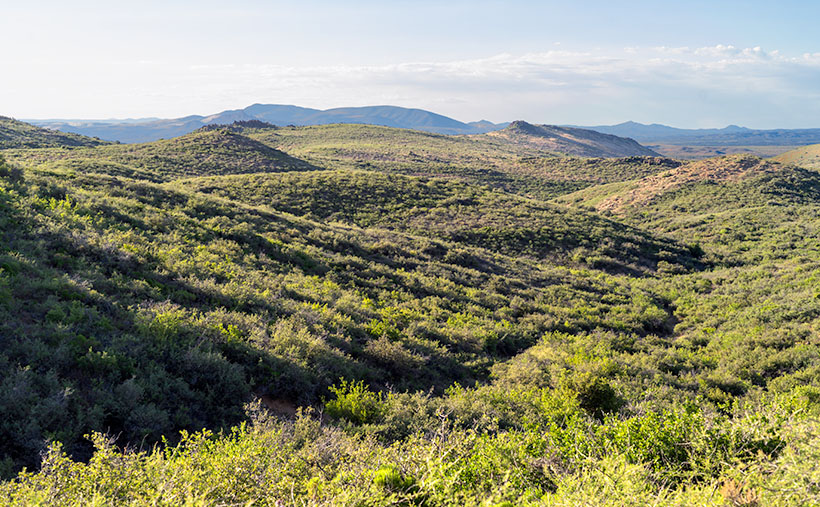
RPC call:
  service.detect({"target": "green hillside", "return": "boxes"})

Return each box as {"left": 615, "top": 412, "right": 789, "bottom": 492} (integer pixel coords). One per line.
{"left": 5, "top": 128, "right": 318, "bottom": 182}
{"left": 0, "top": 155, "right": 700, "bottom": 473}
{"left": 556, "top": 154, "right": 802, "bottom": 211}
{"left": 1, "top": 122, "right": 820, "bottom": 505}
{"left": 0, "top": 116, "right": 110, "bottom": 149}
{"left": 237, "top": 122, "right": 676, "bottom": 199}
{"left": 180, "top": 169, "right": 698, "bottom": 274}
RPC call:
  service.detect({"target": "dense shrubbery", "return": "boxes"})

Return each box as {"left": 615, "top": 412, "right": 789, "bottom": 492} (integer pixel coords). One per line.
{"left": 1, "top": 122, "right": 820, "bottom": 503}
{"left": 2, "top": 387, "right": 816, "bottom": 505}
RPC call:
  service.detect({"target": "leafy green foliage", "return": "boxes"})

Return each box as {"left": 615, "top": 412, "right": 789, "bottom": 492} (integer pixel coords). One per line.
{"left": 1, "top": 119, "right": 820, "bottom": 504}
{"left": 325, "top": 380, "right": 385, "bottom": 424}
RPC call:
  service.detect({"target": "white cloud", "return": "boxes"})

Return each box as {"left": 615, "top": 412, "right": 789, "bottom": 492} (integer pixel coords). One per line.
{"left": 5, "top": 46, "right": 820, "bottom": 127}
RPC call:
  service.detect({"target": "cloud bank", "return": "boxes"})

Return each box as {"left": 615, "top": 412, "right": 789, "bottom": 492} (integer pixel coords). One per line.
{"left": 10, "top": 46, "right": 820, "bottom": 128}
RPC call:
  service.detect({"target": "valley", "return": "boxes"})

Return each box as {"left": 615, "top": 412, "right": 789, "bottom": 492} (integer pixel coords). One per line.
{"left": 0, "top": 117, "right": 818, "bottom": 505}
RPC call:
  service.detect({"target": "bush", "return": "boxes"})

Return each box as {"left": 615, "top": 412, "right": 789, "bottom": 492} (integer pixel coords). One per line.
{"left": 325, "top": 379, "right": 385, "bottom": 425}
{"left": 562, "top": 371, "right": 624, "bottom": 418}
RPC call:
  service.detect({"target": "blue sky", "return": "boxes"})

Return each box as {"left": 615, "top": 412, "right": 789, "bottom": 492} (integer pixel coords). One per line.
{"left": 3, "top": 0, "right": 820, "bottom": 127}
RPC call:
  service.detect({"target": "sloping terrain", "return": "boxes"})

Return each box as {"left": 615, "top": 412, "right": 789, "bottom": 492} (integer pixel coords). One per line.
{"left": 0, "top": 144, "right": 700, "bottom": 474}
{"left": 486, "top": 120, "right": 659, "bottom": 157}
{"left": 2, "top": 117, "right": 820, "bottom": 505}
{"left": 0, "top": 116, "right": 109, "bottom": 149}
{"left": 557, "top": 154, "right": 797, "bottom": 212}
{"left": 237, "top": 122, "right": 673, "bottom": 199}
{"left": 773, "top": 143, "right": 820, "bottom": 169}
{"left": 646, "top": 144, "right": 794, "bottom": 160}
{"left": 179, "top": 169, "right": 698, "bottom": 274}
{"left": 5, "top": 128, "right": 318, "bottom": 182}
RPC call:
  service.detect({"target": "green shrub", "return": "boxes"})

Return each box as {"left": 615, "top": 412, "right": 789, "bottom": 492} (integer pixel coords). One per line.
{"left": 373, "top": 465, "right": 416, "bottom": 492}
{"left": 325, "top": 379, "right": 385, "bottom": 425}
{"left": 562, "top": 371, "right": 624, "bottom": 418}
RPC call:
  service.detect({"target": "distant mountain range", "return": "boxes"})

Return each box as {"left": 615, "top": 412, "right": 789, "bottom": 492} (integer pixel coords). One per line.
{"left": 26, "top": 107, "right": 820, "bottom": 147}
{"left": 578, "top": 121, "right": 820, "bottom": 146}
{"left": 28, "top": 105, "right": 509, "bottom": 143}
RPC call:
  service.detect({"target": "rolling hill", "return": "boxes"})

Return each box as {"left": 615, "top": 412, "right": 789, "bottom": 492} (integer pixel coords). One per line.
{"left": 3, "top": 114, "right": 820, "bottom": 505}
{"left": 0, "top": 126, "right": 703, "bottom": 476}
{"left": 7, "top": 120, "right": 674, "bottom": 201}
{"left": 177, "top": 169, "right": 697, "bottom": 274}
{"left": 772, "top": 143, "right": 820, "bottom": 169}
{"left": 0, "top": 116, "right": 110, "bottom": 149}
{"left": 487, "top": 121, "right": 659, "bottom": 157}
{"left": 234, "top": 122, "right": 670, "bottom": 199}
{"left": 4, "top": 127, "right": 319, "bottom": 182}
{"left": 556, "top": 154, "right": 798, "bottom": 212}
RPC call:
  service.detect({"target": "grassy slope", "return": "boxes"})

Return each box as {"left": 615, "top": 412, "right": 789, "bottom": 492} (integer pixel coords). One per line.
{"left": 178, "top": 169, "right": 698, "bottom": 274}
{"left": 6, "top": 122, "right": 676, "bottom": 199}
{"left": 0, "top": 159, "right": 697, "bottom": 475}
{"left": 240, "top": 123, "right": 677, "bottom": 199}
{"left": 4, "top": 128, "right": 318, "bottom": 182}
{"left": 0, "top": 116, "right": 110, "bottom": 149}
{"left": 555, "top": 154, "right": 805, "bottom": 211}
{"left": 649, "top": 143, "right": 795, "bottom": 160}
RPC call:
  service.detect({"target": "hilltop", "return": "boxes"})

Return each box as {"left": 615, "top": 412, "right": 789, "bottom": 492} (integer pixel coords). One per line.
{"left": 772, "top": 143, "right": 820, "bottom": 169}
{"left": 5, "top": 127, "right": 318, "bottom": 182}
{"left": 557, "top": 154, "right": 797, "bottom": 212}
{"left": 0, "top": 116, "right": 109, "bottom": 149}
{"left": 486, "top": 121, "right": 659, "bottom": 157}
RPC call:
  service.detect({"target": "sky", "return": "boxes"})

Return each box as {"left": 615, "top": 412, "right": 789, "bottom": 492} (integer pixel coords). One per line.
{"left": 2, "top": 0, "right": 820, "bottom": 128}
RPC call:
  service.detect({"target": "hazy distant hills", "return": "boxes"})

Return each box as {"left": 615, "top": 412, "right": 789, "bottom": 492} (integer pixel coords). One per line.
{"left": 27, "top": 106, "right": 820, "bottom": 149}
{"left": 29, "top": 104, "right": 509, "bottom": 143}
{"left": 581, "top": 120, "right": 820, "bottom": 146}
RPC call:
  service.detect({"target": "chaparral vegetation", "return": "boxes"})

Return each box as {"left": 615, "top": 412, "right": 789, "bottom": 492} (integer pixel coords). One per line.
{"left": 0, "top": 119, "right": 818, "bottom": 505}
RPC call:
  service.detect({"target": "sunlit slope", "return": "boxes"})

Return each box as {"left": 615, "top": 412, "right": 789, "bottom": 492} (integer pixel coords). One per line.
{"left": 5, "top": 128, "right": 319, "bottom": 182}
{"left": 556, "top": 154, "right": 813, "bottom": 212}
{"left": 772, "top": 143, "right": 820, "bottom": 170}
{"left": 485, "top": 120, "right": 660, "bottom": 157}
{"left": 0, "top": 160, "right": 692, "bottom": 471}
{"left": 0, "top": 116, "right": 110, "bottom": 149}
{"left": 179, "top": 169, "right": 700, "bottom": 274}
{"left": 235, "top": 122, "right": 677, "bottom": 199}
